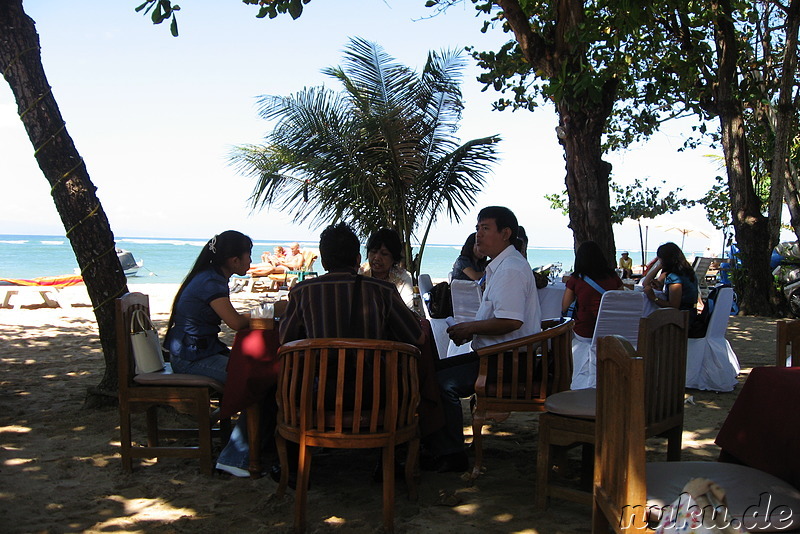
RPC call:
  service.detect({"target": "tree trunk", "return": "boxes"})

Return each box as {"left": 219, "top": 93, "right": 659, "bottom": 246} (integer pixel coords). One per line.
{"left": 558, "top": 104, "right": 616, "bottom": 263}
{"left": 713, "top": 0, "right": 780, "bottom": 315}
{"left": 495, "top": 0, "right": 617, "bottom": 264}
{"left": 0, "top": 0, "right": 128, "bottom": 405}
{"left": 776, "top": 0, "right": 800, "bottom": 244}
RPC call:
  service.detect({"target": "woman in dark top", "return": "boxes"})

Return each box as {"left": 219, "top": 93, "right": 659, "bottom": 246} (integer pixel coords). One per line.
{"left": 449, "top": 232, "right": 488, "bottom": 281}
{"left": 561, "top": 241, "right": 624, "bottom": 339}
{"left": 643, "top": 241, "right": 699, "bottom": 319}
{"left": 166, "top": 230, "right": 252, "bottom": 383}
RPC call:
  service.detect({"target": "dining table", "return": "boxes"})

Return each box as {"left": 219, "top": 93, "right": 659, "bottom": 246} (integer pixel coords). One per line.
{"left": 715, "top": 366, "right": 800, "bottom": 490}
{"left": 220, "top": 318, "right": 445, "bottom": 478}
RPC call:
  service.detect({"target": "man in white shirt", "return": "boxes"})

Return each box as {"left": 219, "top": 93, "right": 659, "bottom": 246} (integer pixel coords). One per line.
{"left": 424, "top": 206, "right": 541, "bottom": 473}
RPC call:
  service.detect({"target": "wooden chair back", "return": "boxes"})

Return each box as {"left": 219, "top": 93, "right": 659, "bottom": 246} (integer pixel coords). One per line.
{"left": 115, "top": 292, "right": 228, "bottom": 475}
{"left": 592, "top": 335, "right": 648, "bottom": 533}
{"left": 470, "top": 318, "right": 574, "bottom": 479}
{"left": 536, "top": 310, "right": 686, "bottom": 509}
{"left": 776, "top": 319, "right": 800, "bottom": 367}
{"left": 638, "top": 308, "right": 689, "bottom": 458}
{"left": 275, "top": 337, "right": 420, "bottom": 532}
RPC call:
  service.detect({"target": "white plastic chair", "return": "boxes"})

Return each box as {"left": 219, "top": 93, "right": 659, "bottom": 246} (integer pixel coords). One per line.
{"left": 685, "top": 287, "right": 740, "bottom": 392}
{"left": 571, "top": 290, "right": 645, "bottom": 389}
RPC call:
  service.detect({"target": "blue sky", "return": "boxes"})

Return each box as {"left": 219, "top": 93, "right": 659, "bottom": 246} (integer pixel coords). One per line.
{"left": 0, "top": 0, "right": 726, "bottom": 252}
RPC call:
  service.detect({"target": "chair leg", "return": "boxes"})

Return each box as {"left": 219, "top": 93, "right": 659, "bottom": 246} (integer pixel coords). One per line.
{"left": 119, "top": 405, "right": 133, "bottom": 472}
{"left": 665, "top": 426, "right": 682, "bottom": 461}
{"left": 246, "top": 404, "right": 262, "bottom": 478}
{"left": 405, "top": 437, "right": 419, "bottom": 501}
{"left": 382, "top": 445, "right": 396, "bottom": 532}
{"left": 470, "top": 409, "right": 486, "bottom": 481}
{"left": 275, "top": 433, "right": 288, "bottom": 497}
{"left": 145, "top": 406, "right": 159, "bottom": 447}
{"left": 197, "top": 398, "right": 213, "bottom": 475}
{"left": 294, "top": 441, "right": 312, "bottom": 533}
{"left": 536, "top": 413, "right": 552, "bottom": 509}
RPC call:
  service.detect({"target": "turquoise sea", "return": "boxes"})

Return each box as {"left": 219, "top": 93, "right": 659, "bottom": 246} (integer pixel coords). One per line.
{"left": 0, "top": 234, "right": 584, "bottom": 284}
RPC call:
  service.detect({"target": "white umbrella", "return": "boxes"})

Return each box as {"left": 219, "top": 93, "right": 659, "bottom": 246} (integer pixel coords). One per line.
{"left": 656, "top": 222, "right": 711, "bottom": 249}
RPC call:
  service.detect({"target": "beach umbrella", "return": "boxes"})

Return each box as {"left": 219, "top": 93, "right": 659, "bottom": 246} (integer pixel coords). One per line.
{"left": 656, "top": 222, "right": 711, "bottom": 249}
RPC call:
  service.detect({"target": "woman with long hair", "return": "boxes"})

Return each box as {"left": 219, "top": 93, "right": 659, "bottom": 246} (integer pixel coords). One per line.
{"left": 450, "top": 232, "right": 488, "bottom": 281}
{"left": 166, "top": 230, "right": 252, "bottom": 383}
{"left": 359, "top": 228, "right": 415, "bottom": 309}
{"left": 562, "top": 241, "right": 624, "bottom": 339}
{"left": 643, "top": 241, "right": 699, "bottom": 318}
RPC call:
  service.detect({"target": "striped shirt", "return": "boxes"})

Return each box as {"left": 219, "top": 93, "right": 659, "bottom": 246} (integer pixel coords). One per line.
{"left": 279, "top": 271, "right": 422, "bottom": 344}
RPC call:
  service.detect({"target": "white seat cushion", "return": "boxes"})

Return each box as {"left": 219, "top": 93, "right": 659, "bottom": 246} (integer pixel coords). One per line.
{"left": 647, "top": 461, "right": 800, "bottom": 532}
{"left": 543, "top": 388, "right": 596, "bottom": 418}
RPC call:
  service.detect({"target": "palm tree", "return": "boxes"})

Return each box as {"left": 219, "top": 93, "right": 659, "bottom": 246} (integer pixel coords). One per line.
{"left": 230, "top": 36, "right": 500, "bottom": 280}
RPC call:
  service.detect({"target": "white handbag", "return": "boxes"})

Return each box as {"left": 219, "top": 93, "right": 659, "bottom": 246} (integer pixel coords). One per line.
{"left": 129, "top": 309, "right": 165, "bottom": 374}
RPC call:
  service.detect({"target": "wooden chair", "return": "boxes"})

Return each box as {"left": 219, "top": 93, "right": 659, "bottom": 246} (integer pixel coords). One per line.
{"left": 776, "top": 319, "right": 800, "bottom": 367}
{"left": 592, "top": 335, "right": 800, "bottom": 533}
{"left": 536, "top": 308, "right": 688, "bottom": 509}
{"left": 115, "top": 292, "right": 230, "bottom": 474}
{"left": 469, "top": 317, "right": 574, "bottom": 480}
{"left": 275, "top": 338, "right": 420, "bottom": 533}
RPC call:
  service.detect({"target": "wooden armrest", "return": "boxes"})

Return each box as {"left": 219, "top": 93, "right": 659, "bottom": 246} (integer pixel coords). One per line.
{"left": 474, "top": 318, "right": 574, "bottom": 357}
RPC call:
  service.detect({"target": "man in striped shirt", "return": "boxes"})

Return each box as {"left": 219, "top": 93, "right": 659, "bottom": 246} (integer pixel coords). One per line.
{"left": 280, "top": 222, "right": 423, "bottom": 345}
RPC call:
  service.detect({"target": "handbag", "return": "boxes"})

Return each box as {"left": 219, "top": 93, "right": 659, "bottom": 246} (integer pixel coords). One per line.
{"left": 428, "top": 281, "right": 453, "bottom": 319}
{"left": 130, "top": 308, "right": 165, "bottom": 374}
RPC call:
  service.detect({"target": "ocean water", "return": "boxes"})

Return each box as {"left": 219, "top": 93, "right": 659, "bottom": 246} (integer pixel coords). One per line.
{"left": 0, "top": 234, "right": 581, "bottom": 284}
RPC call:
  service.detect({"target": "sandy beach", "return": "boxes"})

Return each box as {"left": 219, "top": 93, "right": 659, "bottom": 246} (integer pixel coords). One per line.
{"left": 0, "top": 283, "right": 779, "bottom": 533}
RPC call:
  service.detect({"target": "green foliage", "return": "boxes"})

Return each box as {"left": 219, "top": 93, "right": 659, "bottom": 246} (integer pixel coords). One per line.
{"left": 135, "top": 0, "right": 180, "bottom": 36}
{"left": 435, "top": 0, "right": 698, "bottom": 151}
{"left": 609, "top": 178, "right": 693, "bottom": 224}
{"left": 545, "top": 178, "right": 693, "bottom": 223}
{"left": 136, "top": 0, "right": 311, "bottom": 35}
{"left": 229, "top": 37, "right": 500, "bottom": 279}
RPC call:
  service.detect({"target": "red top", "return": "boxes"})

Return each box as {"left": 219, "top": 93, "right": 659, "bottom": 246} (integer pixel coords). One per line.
{"left": 565, "top": 274, "right": 623, "bottom": 337}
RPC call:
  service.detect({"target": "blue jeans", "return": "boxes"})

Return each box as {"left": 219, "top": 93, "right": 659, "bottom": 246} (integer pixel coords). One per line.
{"left": 170, "top": 353, "right": 228, "bottom": 384}
{"left": 428, "top": 359, "right": 480, "bottom": 457}
{"left": 217, "top": 415, "right": 250, "bottom": 470}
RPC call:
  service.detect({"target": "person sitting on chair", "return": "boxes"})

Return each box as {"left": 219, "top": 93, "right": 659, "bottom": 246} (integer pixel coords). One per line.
{"left": 619, "top": 250, "right": 633, "bottom": 279}
{"left": 359, "top": 228, "right": 415, "bottom": 310}
{"left": 275, "top": 222, "right": 426, "bottom": 482}
{"left": 426, "top": 206, "right": 541, "bottom": 473}
{"left": 449, "top": 232, "right": 488, "bottom": 281}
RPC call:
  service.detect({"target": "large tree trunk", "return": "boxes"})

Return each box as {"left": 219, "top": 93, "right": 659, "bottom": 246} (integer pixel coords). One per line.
{"left": 776, "top": 0, "right": 800, "bottom": 244}
{"left": 558, "top": 104, "right": 616, "bottom": 260}
{"left": 496, "top": 0, "right": 617, "bottom": 264}
{"left": 1, "top": 0, "right": 128, "bottom": 405}
{"left": 713, "top": 0, "right": 780, "bottom": 315}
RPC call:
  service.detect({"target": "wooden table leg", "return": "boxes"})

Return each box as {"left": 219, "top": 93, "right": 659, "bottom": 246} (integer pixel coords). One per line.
{"left": 246, "top": 403, "right": 262, "bottom": 478}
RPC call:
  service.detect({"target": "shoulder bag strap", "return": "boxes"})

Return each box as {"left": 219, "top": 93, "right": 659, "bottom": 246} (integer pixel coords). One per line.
{"left": 581, "top": 275, "right": 607, "bottom": 295}
{"left": 130, "top": 308, "right": 156, "bottom": 334}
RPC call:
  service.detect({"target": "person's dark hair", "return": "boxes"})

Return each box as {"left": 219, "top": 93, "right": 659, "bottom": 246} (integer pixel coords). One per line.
{"left": 459, "top": 232, "right": 488, "bottom": 269}
{"left": 477, "top": 206, "right": 519, "bottom": 244}
{"left": 460, "top": 232, "right": 477, "bottom": 258}
{"left": 167, "top": 230, "right": 252, "bottom": 335}
{"left": 319, "top": 222, "right": 361, "bottom": 271}
{"left": 657, "top": 242, "right": 696, "bottom": 280}
{"left": 572, "top": 241, "right": 616, "bottom": 280}
{"left": 515, "top": 225, "right": 528, "bottom": 256}
{"left": 366, "top": 227, "right": 403, "bottom": 265}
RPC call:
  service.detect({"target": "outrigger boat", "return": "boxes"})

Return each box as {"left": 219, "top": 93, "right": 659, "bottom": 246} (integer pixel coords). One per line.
{"left": 117, "top": 248, "right": 144, "bottom": 277}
